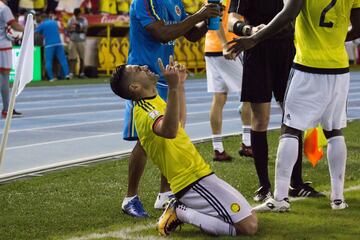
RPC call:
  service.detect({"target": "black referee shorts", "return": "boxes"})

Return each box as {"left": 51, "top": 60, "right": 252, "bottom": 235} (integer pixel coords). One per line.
{"left": 241, "top": 38, "right": 295, "bottom": 103}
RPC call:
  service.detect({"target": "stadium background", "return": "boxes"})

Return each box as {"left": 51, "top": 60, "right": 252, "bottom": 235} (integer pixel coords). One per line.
{"left": 8, "top": 0, "right": 210, "bottom": 78}
{"left": 8, "top": 0, "right": 360, "bottom": 79}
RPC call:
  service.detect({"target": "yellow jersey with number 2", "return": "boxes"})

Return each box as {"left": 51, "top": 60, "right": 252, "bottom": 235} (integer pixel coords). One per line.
{"left": 134, "top": 95, "right": 212, "bottom": 194}
{"left": 294, "top": 0, "right": 360, "bottom": 72}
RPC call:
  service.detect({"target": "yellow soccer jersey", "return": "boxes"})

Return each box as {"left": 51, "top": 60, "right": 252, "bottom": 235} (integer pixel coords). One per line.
{"left": 134, "top": 95, "right": 212, "bottom": 194}
{"left": 294, "top": 0, "right": 360, "bottom": 73}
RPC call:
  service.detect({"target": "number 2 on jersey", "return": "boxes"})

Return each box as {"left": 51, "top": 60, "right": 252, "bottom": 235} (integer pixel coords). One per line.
{"left": 319, "top": 0, "right": 337, "bottom": 28}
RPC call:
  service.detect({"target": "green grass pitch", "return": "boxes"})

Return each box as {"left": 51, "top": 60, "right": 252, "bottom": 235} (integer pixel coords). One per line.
{"left": 1, "top": 121, "right": 360, "bottom": 240}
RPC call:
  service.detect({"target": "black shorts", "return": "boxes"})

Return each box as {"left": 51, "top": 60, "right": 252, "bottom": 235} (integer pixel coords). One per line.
{"left": 241, "top": 38, "right": 295, "bottom": 103}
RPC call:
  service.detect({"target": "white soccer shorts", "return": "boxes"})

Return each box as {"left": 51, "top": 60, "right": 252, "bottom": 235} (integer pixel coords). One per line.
{"left": 283, "top": 69, "right": 349, "bottom": 131}
{"left": 205, "top": 56, "right": 243, "bottom": 93}
{"left": 178, "top": 174, "right": 252, "bottom": 224}
{"left": 0, "top": 49, "right": 12, "bottom": 71}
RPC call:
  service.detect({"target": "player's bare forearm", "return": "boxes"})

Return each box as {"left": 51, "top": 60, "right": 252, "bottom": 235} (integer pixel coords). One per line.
{"left": 154, "top": 57, "right": 182, "bottom": 138}
{"left": 346, "top": 8, "right": 360, "bottom": 41}
{"left": 178, "top": 84, "right": 186, "bottom": 128}
{"left": 185, "top": 21, "right": 208, "bottom": 42}
{"left": 145, "top": 3, "right": 220, "bottom": 43}
{"left": 252, "top": 0, "right": 303, "bottom": 43}
{"left": 160, "top": 87, "right": 180, "bottom": 138}
{"left": 145, "top": 15, "right": 203, "bottom": 43}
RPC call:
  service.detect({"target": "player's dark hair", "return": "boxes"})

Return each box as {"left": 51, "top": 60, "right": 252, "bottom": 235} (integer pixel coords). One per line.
{"left": 110, "top": 65, "right": 134, "bottom": 100}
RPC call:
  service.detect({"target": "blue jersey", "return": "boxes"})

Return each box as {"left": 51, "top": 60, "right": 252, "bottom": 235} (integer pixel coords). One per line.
{"left": 128, "top": 0, "right": 187, "bottom": 85}
{"left": 35, "top": 19, "right": 62, "bottom": 47}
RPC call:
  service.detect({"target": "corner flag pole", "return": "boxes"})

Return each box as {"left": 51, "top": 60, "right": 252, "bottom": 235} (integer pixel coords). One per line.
{"left": 0, "top": 14, "right": 34, "bottom": 168}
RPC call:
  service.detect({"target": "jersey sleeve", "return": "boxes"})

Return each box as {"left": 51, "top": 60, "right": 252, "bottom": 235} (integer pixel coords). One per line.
{"left": 134, "top": 0, "right": 162, "bottom": 27}
{"left": 137, "top": 100, "right": 165, "bottom": 133}
{"left": 353, "top": 0, "right": 360, "bottom": 8}
{"left": 2, "top": 6, "right": 15, "bottom": 25}
{"left": 229, "top": 0, "right": 240, "bottom": 13}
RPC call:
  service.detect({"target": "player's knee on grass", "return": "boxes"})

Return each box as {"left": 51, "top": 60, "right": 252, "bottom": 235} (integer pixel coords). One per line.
{"left": 234, "top": 212, "right": 258, "bottom": 236}
{"left": 323, "top": 129, "right": 343, "bottom": 139}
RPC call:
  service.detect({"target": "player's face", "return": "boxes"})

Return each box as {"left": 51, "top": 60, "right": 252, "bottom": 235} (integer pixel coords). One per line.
{"left": 124, "top": 65, "right": 159, "bottom": 84}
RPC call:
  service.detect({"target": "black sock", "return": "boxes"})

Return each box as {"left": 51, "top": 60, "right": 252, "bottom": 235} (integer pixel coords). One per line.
{"left": 251, "top": 130, "right": 271, "bottom": 189}
{"left": 291, "top": 134, "right": 304, "bottom": 188}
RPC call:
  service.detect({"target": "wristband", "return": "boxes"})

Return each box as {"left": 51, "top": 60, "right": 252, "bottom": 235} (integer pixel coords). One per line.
{"left": 233, "top": 21, "right": 246, "bottom": 36}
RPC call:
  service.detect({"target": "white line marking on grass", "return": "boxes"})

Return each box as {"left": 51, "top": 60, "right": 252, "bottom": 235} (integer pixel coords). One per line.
{"left": 67, "top": 223, "right": 159, "bottom": 240}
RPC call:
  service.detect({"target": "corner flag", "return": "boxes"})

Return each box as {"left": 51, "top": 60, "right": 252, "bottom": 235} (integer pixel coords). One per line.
{"left": 16, "top": 15, "right": 34, "bottom": 96}
{"left": 304, "top": 126, "right": 327, "bottom": 167}
{"left": 0, "top": 14, "right": 34, "bottom": 168}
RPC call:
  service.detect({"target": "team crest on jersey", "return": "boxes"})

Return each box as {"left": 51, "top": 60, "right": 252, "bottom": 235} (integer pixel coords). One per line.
{"left": 230, "top": 203, "right": 241, "bottom": 213}
{"left": 148, "top": 110, "right": 160, "bottom": 120}
{"left": 175, "top": 5, "right": 181, "bottom": 16}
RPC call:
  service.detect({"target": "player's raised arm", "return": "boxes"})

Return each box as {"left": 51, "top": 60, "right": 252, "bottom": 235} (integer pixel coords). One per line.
{"left": 346, "top": 8, "right": 360, "bottom": 41}
{"left": 177, "top": 61, "right": 187, "bottom": 127}
{"left": 152, "top": 57, "right": 181, "bottom": 139}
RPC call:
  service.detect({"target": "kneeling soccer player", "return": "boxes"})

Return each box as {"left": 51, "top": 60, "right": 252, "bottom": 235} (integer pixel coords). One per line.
{"left": 110, "top": 57, "right": 258, "bottom": 236}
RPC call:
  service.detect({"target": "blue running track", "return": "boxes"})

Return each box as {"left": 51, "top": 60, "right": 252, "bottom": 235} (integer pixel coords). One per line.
{"left": 1, "top": 72, "right": 360, "bottom": 181}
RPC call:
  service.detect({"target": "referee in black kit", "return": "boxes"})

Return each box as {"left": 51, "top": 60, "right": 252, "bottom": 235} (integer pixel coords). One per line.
{"left": 227, "top": 0, "right": 324, "bottom": 201}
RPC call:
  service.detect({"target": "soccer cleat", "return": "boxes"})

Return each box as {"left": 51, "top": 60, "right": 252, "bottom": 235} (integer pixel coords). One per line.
{"left": 331, "top": 199, "right": 348, "bottom": 210}
{"left": 253, "top": 186, "right": 272, "bottom": 202}
{"left": 289, "top": 181, "right": 326, "bottom": 198}
{"left": 122, "top": 196, "right": 149, "bottom": 218}
{"left": 65, "top": 74, "right": 72, "bottom": 80}
{"left": 238, "top": 143, "right": 253, "bottom": 158}
{"left": 253, "top": 197, "right": 290, "bottom": 212}
{"left": 2, "top": 109, "right": 23, "bottom": 119}
{"left": 154, "top": 192, "right": 175, "bottom": 210}
{"left": 157, "top": 198, "right": 182, "bottom": 236}
{"left": 213, "top": 150, "right": 233, "bottom": 162}
{"left": 79, "top": 72, "right": 86, "bottom": 79}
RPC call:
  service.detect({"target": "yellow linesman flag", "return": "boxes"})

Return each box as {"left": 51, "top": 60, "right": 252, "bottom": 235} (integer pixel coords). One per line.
{"left": 304, "top": 126, "right": 327, "bottom": 167}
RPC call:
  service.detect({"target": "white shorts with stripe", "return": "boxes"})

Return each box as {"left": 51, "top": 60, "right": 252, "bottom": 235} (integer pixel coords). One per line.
{"left": 205, "top": 56, "right": 243, "bottom": 93}
{"left": 283, "top": 69, "right": 349, "bottom": 131}
{"left": 0, "top": 49, "right": 12, "bottom": 71}
{"left": 178, "top": 174, "right": 252, "bottom": 224}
